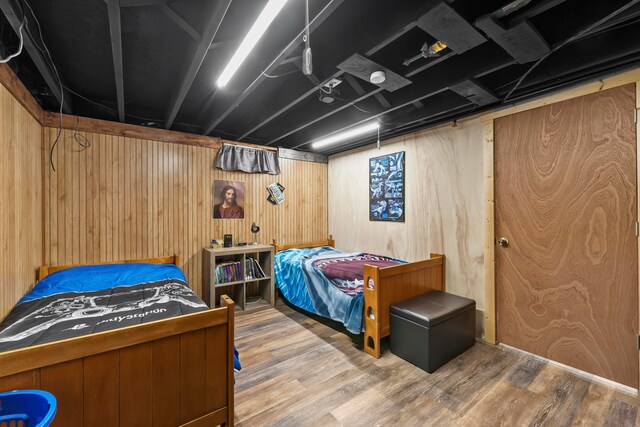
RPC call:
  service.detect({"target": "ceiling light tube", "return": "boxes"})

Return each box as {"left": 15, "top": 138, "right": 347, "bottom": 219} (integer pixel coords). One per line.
{"left": 216, "top": 0, "right": 289, "bottom": 88}
{"left": 311, "top": 121, "right": 380, "bottom": 149}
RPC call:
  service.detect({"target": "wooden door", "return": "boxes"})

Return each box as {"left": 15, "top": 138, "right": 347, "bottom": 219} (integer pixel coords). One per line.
{"left": 495, "top": 84, "right": 638, "bottom": 388}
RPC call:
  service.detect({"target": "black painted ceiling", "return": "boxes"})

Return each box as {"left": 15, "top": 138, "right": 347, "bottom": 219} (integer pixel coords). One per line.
{"left": 2, "top": 0, "right": 640, "bottom": 156}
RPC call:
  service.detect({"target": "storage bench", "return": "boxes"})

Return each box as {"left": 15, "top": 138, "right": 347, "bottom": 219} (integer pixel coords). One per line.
{"left": 390, "top": 291, "right": 475, "bottom": 373}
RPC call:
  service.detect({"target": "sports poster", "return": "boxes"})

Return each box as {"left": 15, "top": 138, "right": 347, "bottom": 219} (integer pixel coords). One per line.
{"left": 369, "top": 151, "right": 405, "bottom": 222}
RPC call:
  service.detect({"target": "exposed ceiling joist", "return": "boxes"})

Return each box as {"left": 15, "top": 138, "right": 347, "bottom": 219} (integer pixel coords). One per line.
{"left": 107, "top": 0, "right": 125, "bottom": 121}
{"left": 208, "top": 36, "right": 239, "bottom": 51}
{"left": 364, "top": 21, "right": 417, "bottom": 57}
{"left": 290, "top": 1, "right": 640, "bottom": 151}
{"left": 236, "top": 1, "right": 459, "bottom": 141}
{"left": 202, "top": 0, "right": 345, "bottom": 135}
{"left": 238, "top": 70, "right": 344, "bottom": 142}
{"left": 274, "top": 44, "right": 512, "bottom": 147}
{"left": 268, "top": 86, "right": 385, "bottom": 146}
{"left": 323, "top": 99, "right": 473, "bottom": 156}
{"left": 0, "top": 0, "right": 72, "bottom": 113}
{"left": 279, "top": 55, "right": 302, "bottom": 67}
{"left": 502, "top": 0, "right": 640, "bottom": 101}
{"left": 291, "top": 52, "right": 515, "bottom": 149}
{"left": 585, "top": 4, "right": 640, "bottom": 36}
{"left": 237, "top": 10, "right": 438, "bottom": 140}
{"left": 293, "top": 56, "right": 321, "bottom": 85}
{"left": 162, "top": 4, "right": 200, "bottom": 40}
{"left": 236, "top": 59, "right": 322, "bottom": 140}
{"left": 450, "top": 79, "right": 499, "bottom": 105}
{"left": 338, "top": 53, "right": 412, "bottom": 92}
{"left": 261, "top": 52, "right": 461, "bottom": 147}
{"left": 475, "top": 16, "right": 550, "bottom": 63}
{"left": 343, "top": 73, "right": 391, "bottom": 109}
{"left": 5, "top": 0, "right": 640, "bottom": 157}
{"left": 417, "top": 2, "right": 487, "bottom": 53}
{"left": 164, "top": 0, "right": 231, "bottom": 129}
{"left": 120, "top": 0, "right": 169, "bottom": 7}
{"left": 261, "top": 1, "right": 624, "bottom": 147}
{"left": 405, "top": 51, "right": 455, "bottom": 77}
{"left": 504, "top": 0, "right": 568, "bottom": 27}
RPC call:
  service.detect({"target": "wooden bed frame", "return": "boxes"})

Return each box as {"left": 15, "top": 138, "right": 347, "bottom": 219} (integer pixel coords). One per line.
{"left": 273, "top": 237, "right": 445, "bottom": 358}
{"left": 0, "top": 255, "right": 235, "bottom": 427}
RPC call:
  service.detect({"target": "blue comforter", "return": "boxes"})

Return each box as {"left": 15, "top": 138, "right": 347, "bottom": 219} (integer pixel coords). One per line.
{"left": 275, "top": 247, "right": 403, "bottom": 334}
{"left": 1, "top": 263, "right": 241, "bottom": 370}
{"left": 19, "top": 263, "right": 188, "bottom": 303}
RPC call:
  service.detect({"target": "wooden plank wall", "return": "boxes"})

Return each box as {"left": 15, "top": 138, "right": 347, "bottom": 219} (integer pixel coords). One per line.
{"left": 328, "top": 120, "right": 485, "bottom": 326}
{"left": 43, "top": 128, "right": 328, "bottom": 296}
{"left": 0, "top": 81, "right": 43, "bottom": 321}
{"left": 0, "top": 323, "right": 229, "bottom": 427}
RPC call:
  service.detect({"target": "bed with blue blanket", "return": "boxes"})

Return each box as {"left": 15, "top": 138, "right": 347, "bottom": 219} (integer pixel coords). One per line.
{"left": 275, "top": 246, "right": 403, "bottom": 334}
{"left": 0, "top": 255, "right": 238, "bottom": 426}
{"left": 274, "top": 238, "right": 447, "bottom": 358}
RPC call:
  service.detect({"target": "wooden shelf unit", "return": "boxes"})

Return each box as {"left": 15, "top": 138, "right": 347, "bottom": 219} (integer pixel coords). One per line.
{"left": 203, "top": 244, "right": 275, "bottom": 310}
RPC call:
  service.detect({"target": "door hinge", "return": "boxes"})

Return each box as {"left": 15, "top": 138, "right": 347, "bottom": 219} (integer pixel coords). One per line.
{"left": 636, "top": 221, "right": 639, "bottom": 237}
{"left": 635, "top": 108, "right": 638, "bottom": 123}
{"left": 637, "top": 335, "right": 640, "bottom": 350}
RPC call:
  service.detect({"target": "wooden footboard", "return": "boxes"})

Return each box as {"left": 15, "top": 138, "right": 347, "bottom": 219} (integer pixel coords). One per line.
{"left": 363, "top": 253, "right": 445, "bottom": 358}
{"left": 0, "top": 295, "right": 235, "bottom": 427}
{"left": 272, "top": 240, "right": 446, "bottom": 360}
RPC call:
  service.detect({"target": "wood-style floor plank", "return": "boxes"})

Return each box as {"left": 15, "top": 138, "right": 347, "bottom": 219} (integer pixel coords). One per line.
{"left": 234, "top": 300, "right": 640, "bottom": 426}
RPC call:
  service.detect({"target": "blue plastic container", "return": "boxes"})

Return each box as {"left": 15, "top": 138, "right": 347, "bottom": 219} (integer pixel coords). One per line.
{"left": 0, "top": 390, "right": 57, "bottom": 427}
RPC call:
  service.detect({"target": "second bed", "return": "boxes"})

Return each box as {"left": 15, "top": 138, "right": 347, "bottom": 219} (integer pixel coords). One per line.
{"left": 273, "top": 237, "right": 446, "bottom": 358}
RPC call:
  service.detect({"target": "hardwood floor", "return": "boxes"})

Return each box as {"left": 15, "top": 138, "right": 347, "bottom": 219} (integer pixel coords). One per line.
{"left": 234, "top": 299, "right": 639, "bottom": 426}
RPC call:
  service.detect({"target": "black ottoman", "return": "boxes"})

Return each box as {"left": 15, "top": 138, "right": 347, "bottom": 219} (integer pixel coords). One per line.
{"left": 390, "top": 291, "right": 475, "bottom": 373}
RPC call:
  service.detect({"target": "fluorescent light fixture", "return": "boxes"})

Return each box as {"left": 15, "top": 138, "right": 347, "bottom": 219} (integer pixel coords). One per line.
{"left": 216, "top": 0, "right": 289, "bottom": 88}
{"left": 311, "top": 121, "right": 380, "bottom": 149}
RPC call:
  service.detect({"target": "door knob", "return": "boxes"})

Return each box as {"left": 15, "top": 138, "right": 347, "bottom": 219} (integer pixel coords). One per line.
{"left": 498, "top": 237, "right": 509, "bottom": 247}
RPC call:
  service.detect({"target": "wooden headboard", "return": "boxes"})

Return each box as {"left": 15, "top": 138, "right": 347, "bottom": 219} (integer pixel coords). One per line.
{"left": 37, "top": 254, "right": 182, "bottom": 281}
{"left": 272, "top": 235, "right": 335, "bottom": 253}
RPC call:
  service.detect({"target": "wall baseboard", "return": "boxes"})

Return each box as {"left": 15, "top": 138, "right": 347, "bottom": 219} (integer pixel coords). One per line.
{"left": 499, "top": 343, "right": 638, "bottom": 396}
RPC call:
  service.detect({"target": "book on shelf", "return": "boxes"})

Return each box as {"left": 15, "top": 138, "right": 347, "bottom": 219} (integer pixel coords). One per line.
{"left": 215, "top": 261, "right": 242, "bottom": 284}
{"left": 253, "top": 258, "right": 266, "bottom": 278}
{"left": 245, "top": 257, "right": 266, "bottom": 280}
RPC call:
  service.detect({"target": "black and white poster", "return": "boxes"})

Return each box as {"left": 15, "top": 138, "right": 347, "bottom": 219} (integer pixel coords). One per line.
{"left": 369, "top": 151, "right": 405, "bottom": 222}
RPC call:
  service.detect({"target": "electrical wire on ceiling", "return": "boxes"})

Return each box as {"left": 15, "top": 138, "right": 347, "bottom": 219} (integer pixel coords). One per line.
{"left": 71, "top": 115, "right": 91, "bottom": 150}
{"left": 261, "top": 69, "right": 300, "bottom": 79}
{"left": 503, "top": 1, "right": 640, "bottom": 102}
{"left": 255, "top": 0, "right": 315, "bottom": 84}
{"left": 16, "top": 0, "right": 67, "bottom": 171}
{"left": 0, "top": 19, "right": 25, "bottom": 63}
{"left": 322, "top": 91, "right": 374, "bottom": 115}
{"left": 492, "top": 14, "right": 640, "bottom": 95}
{"left": 65, "top": 85, "right": 204, "bottom": 130}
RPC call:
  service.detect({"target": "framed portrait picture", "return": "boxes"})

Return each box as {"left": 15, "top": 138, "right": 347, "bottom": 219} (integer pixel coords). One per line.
{"left": 213, "top": 180, "right": 245, "bottom": 219}
{"left": 369, "top": 151, "right": 404, "bottom": 222}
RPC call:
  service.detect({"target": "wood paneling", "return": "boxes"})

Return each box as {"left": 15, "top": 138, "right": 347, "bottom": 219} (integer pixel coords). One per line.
{"left": 180, "top": 330, "right": 207, "bottom": 423}
{"left": 0, "top": 73, "right": 43, "bottom": 321}
{"left": 40, "top": 360, "right": 84, "bottom": 427}
{"left": 0, "top": 310, "right": 233, "bottom": 427}
{"left": 0, "top": 64, "right": 43, "bottom": 122}
{"left": 152, "top": 336, "right": 181, "bottom": 427}
{"left": 84, "top": 351, "right": 120, "bottom": 426}
{"left": 363, "top": 255, "right": 445, "bottom": 358}
{"left": 495, "top": 84, "right": 638, "bottom": 388}
{"left": 43, "top": 128, "right": 328, "bottom": 296}
{"left": 328, "top": 121, "right": 484, "bottom": 313}
{"left": 119, "top": 343, "right": 153, "bottom": 427}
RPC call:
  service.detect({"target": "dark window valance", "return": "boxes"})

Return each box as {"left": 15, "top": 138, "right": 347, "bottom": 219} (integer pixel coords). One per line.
{"left": 215, "top": 143, "right": 280, "bottom": 175}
